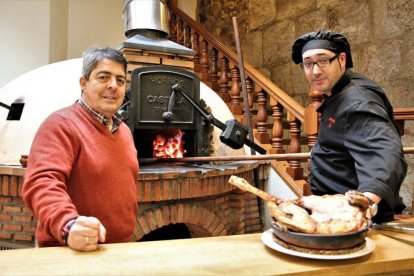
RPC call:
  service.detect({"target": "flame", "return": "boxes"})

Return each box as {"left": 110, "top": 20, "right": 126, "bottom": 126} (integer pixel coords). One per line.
{"left": 153, "top": 130, "right": 186, "bottom": 158}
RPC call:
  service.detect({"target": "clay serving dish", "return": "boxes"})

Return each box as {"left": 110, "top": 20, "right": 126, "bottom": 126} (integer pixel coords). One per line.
{"left": 271, "top": 221, "right": 369, "bottom": 250}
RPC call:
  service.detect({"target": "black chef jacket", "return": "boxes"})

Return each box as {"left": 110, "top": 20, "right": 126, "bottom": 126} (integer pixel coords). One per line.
{"left": 310, "top": 69, "right": 407, "bottom": 223}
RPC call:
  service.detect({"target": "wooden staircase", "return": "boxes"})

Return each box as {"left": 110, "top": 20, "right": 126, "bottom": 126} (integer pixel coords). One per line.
{"left": 167, "top": 4, "right": 414, "bottom": 198}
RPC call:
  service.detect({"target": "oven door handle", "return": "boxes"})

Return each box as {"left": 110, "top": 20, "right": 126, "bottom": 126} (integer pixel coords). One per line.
{"left": 167, "top": 84, "right": 266, "bottom": 154}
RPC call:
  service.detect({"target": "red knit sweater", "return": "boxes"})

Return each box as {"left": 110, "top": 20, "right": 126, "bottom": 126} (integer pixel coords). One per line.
{"left": 23, "top": 103, "right": 139, "bottom": 246}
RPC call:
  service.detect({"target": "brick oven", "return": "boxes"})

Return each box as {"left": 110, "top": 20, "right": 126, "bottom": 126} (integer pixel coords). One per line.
{"left": 117, "top": 0, "right": 263, "bottom": 241}
{"left": 122, "top": 63, "right": 263, "bottom": 241}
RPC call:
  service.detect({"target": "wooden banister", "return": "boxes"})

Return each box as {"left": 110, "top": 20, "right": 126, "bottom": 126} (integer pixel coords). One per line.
{"left": 168, "top": 5, "right": 305, "bottom": 122}
{"left": 403, "top": 147, "right": 414, "bottom": 154}
{"left": 394, "top": 108, "right": 414, "bottom": 120}
{"left": 167, "top": 3, "right": 413, "bottom": 199}
{"left": 393, "top": 108, "right": 414, "bottom": 136}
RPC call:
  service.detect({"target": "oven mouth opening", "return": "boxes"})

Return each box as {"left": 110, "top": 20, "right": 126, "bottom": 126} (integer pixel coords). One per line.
{"left": 134, "top": 128, "right": 198, "bottom": 161}
{"left": 139, "top": 223, "right": 191, "bottom": 241}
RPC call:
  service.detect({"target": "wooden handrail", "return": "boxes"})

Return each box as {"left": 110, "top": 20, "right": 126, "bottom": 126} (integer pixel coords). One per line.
{"left": 139, "top": 152, "right": 310, "bottom": 164}
{"left": 394, "top": 108, "right": 414, "bottom": 120}
{"left": 404, "top": 147, "right": 414, "bottom": 154}
{"left": 169, "top": 5, "right": 305, "bottom": 122}
{"left": 168, "top": 4, "right": 413, "bottom": 197}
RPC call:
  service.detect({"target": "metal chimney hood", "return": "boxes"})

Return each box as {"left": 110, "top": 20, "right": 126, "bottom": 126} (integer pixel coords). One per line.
{"left": 119, "top": 0, "right": 192, "bottom": 56}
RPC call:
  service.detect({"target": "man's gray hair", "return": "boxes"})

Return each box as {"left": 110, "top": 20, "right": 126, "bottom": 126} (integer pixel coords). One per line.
{"left": 81, "top": 47, "right": 128, "bottom": 79}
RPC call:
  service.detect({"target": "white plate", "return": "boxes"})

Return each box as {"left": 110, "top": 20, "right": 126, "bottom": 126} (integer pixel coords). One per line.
{"left": 261, "top": 229, "right": 375, "bottom": 260}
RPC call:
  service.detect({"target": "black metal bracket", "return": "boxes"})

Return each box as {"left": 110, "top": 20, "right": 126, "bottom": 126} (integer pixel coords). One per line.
{"left": 0, "top": 101, "right": 25, "bottom": 120}
{"left": 163, "top": 84, "right": 266, "bottom": 154}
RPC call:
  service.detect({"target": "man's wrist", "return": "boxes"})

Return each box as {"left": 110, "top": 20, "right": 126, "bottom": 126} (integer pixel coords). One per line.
{"left": 62, "top": 219, "right": 77, "bottom": 245}
{"left": 366, "top": 197, "right": 378, "bottom": 217}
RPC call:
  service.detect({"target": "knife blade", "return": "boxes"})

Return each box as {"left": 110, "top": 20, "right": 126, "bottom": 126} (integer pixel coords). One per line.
{"left": 372, "top": 222, "right": 414, "bottom": 235}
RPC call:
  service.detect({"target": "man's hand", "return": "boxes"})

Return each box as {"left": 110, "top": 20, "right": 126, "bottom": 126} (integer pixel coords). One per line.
{"left": 66, "top": 216, "right": 106, "bottom": 251}
{"left": 363, "top": 192, "right": 380, "bottom": 219}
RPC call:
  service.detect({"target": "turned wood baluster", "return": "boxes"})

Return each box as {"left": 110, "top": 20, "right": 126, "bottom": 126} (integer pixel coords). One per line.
{"left": 304, "top": 86, "right": 323, "bottom": 195}
{"left": 199, "top": 40, "right": 209, "bottom": 82}
{"left": 229, "top": 67, "right": 243, "bottom": 115}
{"left": 247, "top": 78, "right": 254, "bottom": 114}
{"left": 304, "top": 86, "right": 323, "bottom": 150}
{"left": 254, "top": 89, "right": 270, "bottom": 144}
{"left": 184, "top": 25, "right": 192, "bottom": 49}
{"left": 176, "top": 19, "right": 184, "bottom": 45}
{"left": 191, "top": 32, "right": 200, "bottom": 73}
{"left": 218, "top": 56, "right": 231, "bottom": 102}
{"left": 304, "top": 136, "right": 316, "bottom": 196}
{"left": 286, "top": 114, "right": 303, "bottom": 180}
{"left": 269, "top": 98, "right": 285, "bottom": 154}
{"left": 209, "top": 48, "right": 219, "bottom": 91}
{"left": 242, "top": 78, "right": 255, "bottom": 127}
{"left": 169, "top": 13, "right": 177, "bottom": 42}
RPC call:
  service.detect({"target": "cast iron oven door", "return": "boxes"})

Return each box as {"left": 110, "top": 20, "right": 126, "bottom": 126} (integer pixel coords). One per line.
{"left": 127, "top": 65, "right": 210, "bottom": 158}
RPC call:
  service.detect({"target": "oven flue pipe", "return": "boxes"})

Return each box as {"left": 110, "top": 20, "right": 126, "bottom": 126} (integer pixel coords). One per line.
{"left": 120, "top": 0, "right": 192, "bottom": 56}
{"left": 163, "top": 84, "right": 266, "bottom": 154}
{"left": 123, "top": 0, "right": 169, "bottom": 38}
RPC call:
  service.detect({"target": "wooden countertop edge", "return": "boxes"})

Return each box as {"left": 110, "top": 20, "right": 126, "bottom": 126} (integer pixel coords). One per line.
{"left": 0, "top": 165, "right": 25, "bottom": 176}
{"left": 0, "top": 232, "right": 413, "bottom": 276}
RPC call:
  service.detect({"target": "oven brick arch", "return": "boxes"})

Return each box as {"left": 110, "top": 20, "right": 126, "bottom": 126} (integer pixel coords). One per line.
{"left": 133, "top": 162, "right": 264, "bottom": 241}
{"left": 0, "top": 161, "right": 265, "bottom": 247}
{"left": 132, "top": 203, "right": 227, "bottom": 240}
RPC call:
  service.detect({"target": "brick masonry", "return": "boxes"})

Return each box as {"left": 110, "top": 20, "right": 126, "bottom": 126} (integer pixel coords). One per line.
{"left": 0, "top": 172, "right": 35, "bottom": 245}
{"left": 133, "top": 162, "right": 265, "bottom": 240}
{"left": 0, "top": 162, "right": 266, "bottom": 247}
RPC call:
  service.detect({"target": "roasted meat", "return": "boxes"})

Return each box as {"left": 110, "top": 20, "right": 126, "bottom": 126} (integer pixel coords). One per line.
{"left": 267, "top": 200, "right": 317, "bottom": 233}
{"left": 228, "top": 175, "right": 369, "bottom": 234}
{"left": 296, "top": 192, "right": 368, "bottom": 233}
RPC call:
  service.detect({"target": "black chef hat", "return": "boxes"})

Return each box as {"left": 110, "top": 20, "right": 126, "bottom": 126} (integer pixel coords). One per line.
{"left": 292, "top": 29, "right": 353, "bottom": 68}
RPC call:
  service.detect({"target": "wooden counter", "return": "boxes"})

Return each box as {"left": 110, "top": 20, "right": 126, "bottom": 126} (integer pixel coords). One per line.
{"left": 373, "top": 218, "right": 414, "bottom": 246}
{"left": 1, "top": 230, "right": 413, "bottom": 275}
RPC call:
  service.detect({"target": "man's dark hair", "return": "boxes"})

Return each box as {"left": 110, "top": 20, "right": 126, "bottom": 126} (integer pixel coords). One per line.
{"left": 81, "top": 47, "right": 127, "bottom": 80}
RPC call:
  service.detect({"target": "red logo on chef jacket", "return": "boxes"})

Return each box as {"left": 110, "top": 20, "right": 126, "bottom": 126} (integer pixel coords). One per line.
{"left": 328, "top": 116, "right": 336, "bottom": 128}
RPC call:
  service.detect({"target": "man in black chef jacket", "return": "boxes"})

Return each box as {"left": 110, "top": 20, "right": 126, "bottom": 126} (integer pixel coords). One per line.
{"left": 291, "top": 29, "right": 407, "bottom": 223}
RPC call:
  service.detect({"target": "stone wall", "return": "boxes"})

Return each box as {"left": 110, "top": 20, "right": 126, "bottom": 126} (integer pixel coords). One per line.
{"left": 197, "top": 0, "right": 413, "bottom": 213}
{"left": 197, "top": 0, "right": 413, "bottom": 107}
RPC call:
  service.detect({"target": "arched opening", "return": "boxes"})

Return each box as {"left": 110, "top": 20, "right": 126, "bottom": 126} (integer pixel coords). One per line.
{"left": 139, "top": 223, "right": 191, "bottom": 241}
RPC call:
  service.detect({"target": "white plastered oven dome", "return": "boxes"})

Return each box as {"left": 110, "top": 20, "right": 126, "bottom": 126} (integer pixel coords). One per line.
{"left": 0, "top": 59, "right": 245, "bottom": 166}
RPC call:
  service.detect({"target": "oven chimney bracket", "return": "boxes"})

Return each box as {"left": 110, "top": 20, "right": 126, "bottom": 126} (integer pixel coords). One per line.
{"left": 164, "top": 84, "right": 266, "bottom": 154}
{"left": 0, "top": 101, "right": 25, "bottom": 120}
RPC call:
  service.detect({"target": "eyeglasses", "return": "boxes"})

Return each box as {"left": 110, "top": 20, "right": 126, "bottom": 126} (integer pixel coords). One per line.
{"left": 300, "top": 54, "right": 339, "bottom": 70}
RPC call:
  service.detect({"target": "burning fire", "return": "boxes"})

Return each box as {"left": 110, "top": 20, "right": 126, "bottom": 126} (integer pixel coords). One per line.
{"left": 153, "top": 130, "right": 186, "bottom": 158}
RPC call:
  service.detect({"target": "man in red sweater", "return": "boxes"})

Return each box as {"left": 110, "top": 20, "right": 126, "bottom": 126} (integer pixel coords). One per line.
{"left": 23, "top": 47, "right": 139, "bottom": 251}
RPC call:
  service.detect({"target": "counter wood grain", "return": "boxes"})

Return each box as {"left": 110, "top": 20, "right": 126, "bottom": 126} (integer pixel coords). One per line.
{"left": 0, "top": 230, "right": 413, "bottom": 275}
